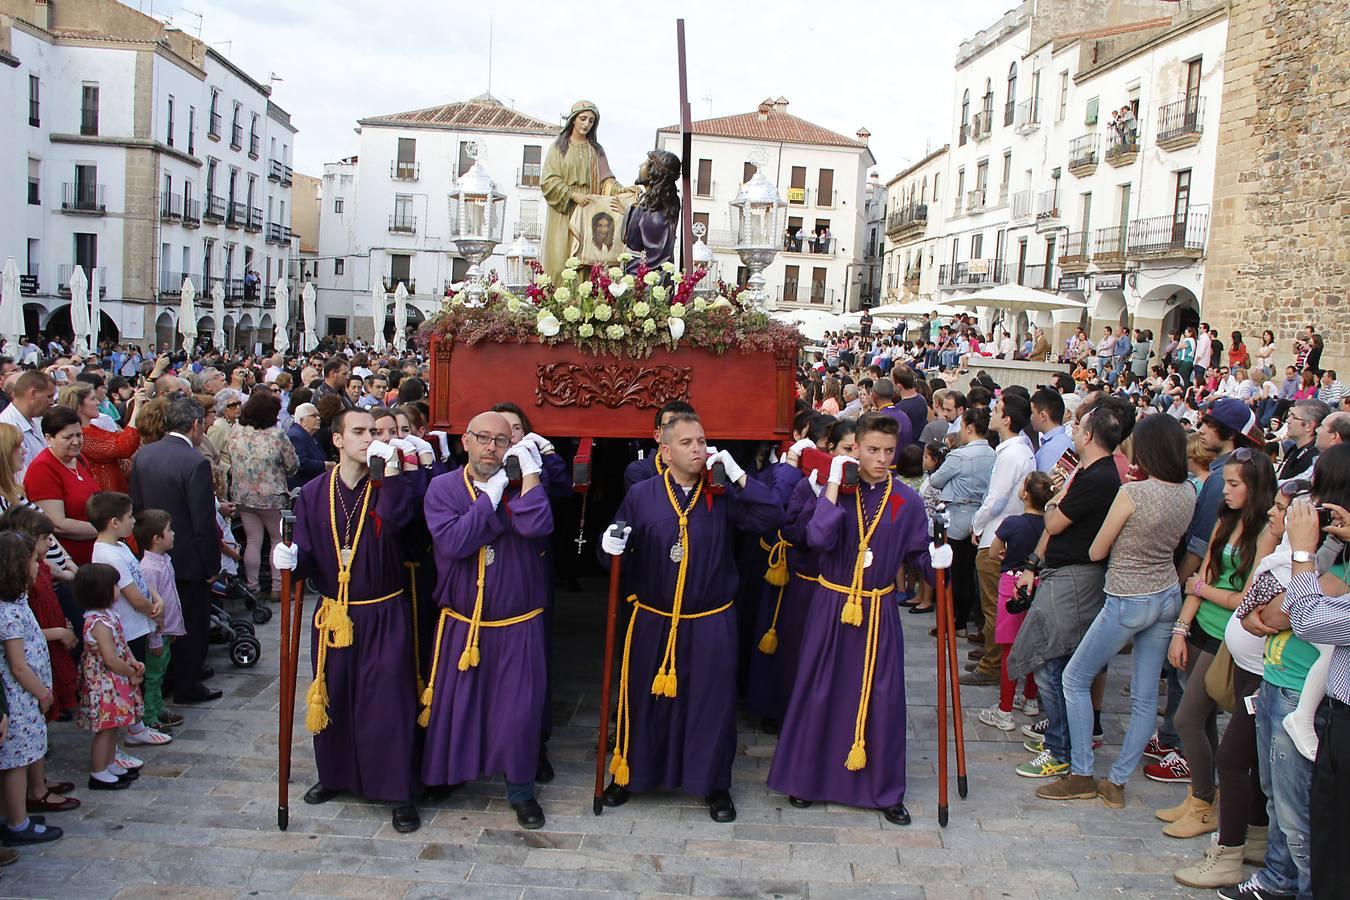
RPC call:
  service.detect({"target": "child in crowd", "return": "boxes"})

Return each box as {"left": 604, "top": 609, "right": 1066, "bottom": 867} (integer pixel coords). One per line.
{"left": 75, "top": 564, "right": 144, "bottom": 791}
{"left": 88, "top": 492, "right": 170, "bottom": 748}
{"left": 978, "top": 472, "right": 1052, "bottom": 731}
{"left": 0, "top": 530, "right": 62, "bottom": 845}
{"left": 133, "top": 511, "right": 186, "bottom": 732}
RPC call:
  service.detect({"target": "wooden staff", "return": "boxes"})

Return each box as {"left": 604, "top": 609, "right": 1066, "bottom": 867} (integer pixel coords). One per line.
{"left": 277, "top": 512, "right": 303, "bottom": 830}
{"left": 943, "top": 553, "right": 969, "bottom": 802}
{"left": 593, "top": 521, "right": 626, "bottom": 815}
{"left": 933, "top": 515, "right": 950, "bottom": 828}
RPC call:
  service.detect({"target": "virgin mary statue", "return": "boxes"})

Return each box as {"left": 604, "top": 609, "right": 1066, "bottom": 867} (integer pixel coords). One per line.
{"left": 541, "top": 100, "right": 626, "bottom": 278}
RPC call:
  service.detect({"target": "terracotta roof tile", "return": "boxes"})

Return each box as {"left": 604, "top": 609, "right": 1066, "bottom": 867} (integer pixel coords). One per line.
{"left": 360, "top": 93, "right": 557, "bottom": 135}
{"left": 658, "top": 103, "right": 868, "bottom": 150}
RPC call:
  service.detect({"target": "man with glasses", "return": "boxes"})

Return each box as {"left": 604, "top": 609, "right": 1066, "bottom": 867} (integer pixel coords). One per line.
{"left": 1280, "top": 400, "right": 1329, "bottom": 482}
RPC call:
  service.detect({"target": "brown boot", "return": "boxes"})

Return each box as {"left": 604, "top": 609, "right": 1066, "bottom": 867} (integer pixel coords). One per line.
{"left": 1035, "top": 773, "right": 1099, "bottom": 800}
{"left": 1155, "top": 787, "right": 1195, "bottom": 822}
{"left": 1173, "top": 843, "right": 1245, "bottom": 888}
{"left": 1163, "top": 793, "right": 1217, "bottom": 838}
{"left": 1097, "top": 779, "right": 1125, "bottom": 809}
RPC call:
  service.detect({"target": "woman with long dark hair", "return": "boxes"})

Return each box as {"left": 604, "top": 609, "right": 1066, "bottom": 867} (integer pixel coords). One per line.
{"left": 539, "top": 101, "right": 624, "bottom": 278}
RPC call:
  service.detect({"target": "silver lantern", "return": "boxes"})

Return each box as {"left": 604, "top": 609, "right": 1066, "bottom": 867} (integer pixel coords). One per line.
{"left": 447, "top": 142, "right": 506, "bottom": 306}
{"left": 502, "top": 227, "right": 539, "bottom": 294}
{"left": 729, "top": 146, "right": 786, "bottom": 309}
{"left": 691, "top": 222, "right": 719, "bottom": 298}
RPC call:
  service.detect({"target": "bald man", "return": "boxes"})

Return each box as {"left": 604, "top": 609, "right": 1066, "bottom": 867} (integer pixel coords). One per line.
{"left": 419, "top": 411, "right": 555, "bottom": 830}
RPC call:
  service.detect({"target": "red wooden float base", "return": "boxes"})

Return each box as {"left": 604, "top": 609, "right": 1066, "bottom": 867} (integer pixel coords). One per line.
{"left": 428, "top": 335, "right": 797, "bottom": 440}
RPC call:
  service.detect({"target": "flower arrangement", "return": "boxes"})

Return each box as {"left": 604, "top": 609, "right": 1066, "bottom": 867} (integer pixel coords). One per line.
{"left": 422, "top": 254, "right": 801, "bottom": 359}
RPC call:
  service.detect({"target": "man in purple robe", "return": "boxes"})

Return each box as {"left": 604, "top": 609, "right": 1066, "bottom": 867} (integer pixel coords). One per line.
{"left": 768, "top": 413, "right": 933, "bottom": 826}
{"left": 600, "top": 412, "right": 782, "bottom": 822}
{"left": 272, "top": 407, "right": 423, "bottom": 833}
{"left": 623, "top": 400, "right": 696, "bottom": 493}
{"left": 419, "top": 411, "right": 554, "bottom": 830}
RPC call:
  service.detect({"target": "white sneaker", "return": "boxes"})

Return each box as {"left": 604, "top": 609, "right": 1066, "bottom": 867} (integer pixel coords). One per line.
{"left": 125, "top": 725, "right": 172, "bottom": 746}
{"left": 1282, "top": 711, "right": 1319, "bottom": 761}
{"left": 1012, "top": 695, "right": 1026, "bottom": 711}
{"left": 1022, "top": 697, "right": 1041, "bottom": 717}
{"left": 115, "top": 750, "right": 143, "bottom": 769}
{"left": 979, "top": 707, "right": 1016, "bottom": 731}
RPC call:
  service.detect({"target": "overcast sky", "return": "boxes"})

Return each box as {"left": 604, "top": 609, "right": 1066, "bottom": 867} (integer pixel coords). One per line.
{"left": 142, "top": 0, "right": 1013, "bottom": 182}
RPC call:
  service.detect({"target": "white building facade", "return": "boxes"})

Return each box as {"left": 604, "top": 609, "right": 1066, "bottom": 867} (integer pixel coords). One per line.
{"left": 315, "top": 94, "right": 557, "bottom": 342}
{"left": 882, "top": 145, "right": 950, "bottom": 308}
{"left": 655, "top": 98, "right": 875, "bottom": 313}
{"left": 0, "top": 0, "right": 296, "bottom": 351}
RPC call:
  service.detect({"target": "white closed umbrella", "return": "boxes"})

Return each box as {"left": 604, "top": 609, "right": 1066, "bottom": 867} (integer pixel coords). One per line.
{"left": 211, "top": 280, "right": 226, "bottom": 351}
{"left": 272, "top": 277, "right": 290, "bottom": 354}
{"left": 943, "top": 283, "right": 1088, "bottom": 314}
{"left": 770, "top": 308, "right": 844, "bottom": 342}
{"left": 178, "top": 276, "right": 198, "bottom": 349}
{"left": 301, "top": 282, "right": 319, "bottom": 353}
{"left": 0, "top": 258, "right": 24, "bottom": 349}
{"left": 69, "top": 266, "right": 92, "bottom": 357}
{"left": 89, "top": 267, "right": 102, "bottom": 355}
{"left": 392, "top": 282, "right": 408, "bottom": 354}
{"left": 370, "top": 278, "right": 387, "bottom": 353}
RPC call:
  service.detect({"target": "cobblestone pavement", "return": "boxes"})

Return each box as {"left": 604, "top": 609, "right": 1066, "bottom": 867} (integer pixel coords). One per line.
{"left": 8, "top": 580, "right": 1223, "bottom": 899}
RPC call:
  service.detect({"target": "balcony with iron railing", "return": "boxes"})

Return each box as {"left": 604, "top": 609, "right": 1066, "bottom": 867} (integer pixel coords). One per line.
{"left": 247, "top": 207, "right": 263, "bottom": 232}
{"left": 61, "top": 182, "right": 106, "bottom": 214}
{"left": 1035, "top": 190, "right": 1061, "bottom": 231}
{"left": 1010, "top": 189, "right": 1034, "bottom": 221}
{"left": 938, "top": 260, "right": 1005, "bottom": 289}
{"left": 265, "top": 222, "right": 285, "bottom": 243}
{"left": 1092, "top": 225, "right": 1127, "bottom": 267}
{"left": 268, "top": 158, "right": 293, "bottom": 184}
{"left": 249, "top": 133, "right": 260, "bottom": 159}
{"left": 208, "top": 111, "right": 221, "bottom": 140}
{"left": 1157, "top": 95, "right": 1205, "bottom": 150}
{"left": 885, "top": 203, "right": 928, "bottom": 239}
{"left": 517, "top": 220, "right": 543, "bottom": 241}
{"left": 776, "top": 285, "right": 835, "bottom": 306}
{"left": 782, "top": 234, "right": 835, "bottom": 255}
{"left": 1014, "top": 98, "right": 1041, "bottom": 134}
{"left": 230, "top": 122, "right": 243, "bottom": 150}
{"left": 1068, "top": 133, "right": 1099, "bottom": 175}
{"left": 1058, "top": 231, "right": 1091, "bottom": 272}
{"left": 56, "top": 265, "right": 107, "bottom": 298}
{"left": 1013, "top": 263, "right": 1054, "bottom": 290}
{"left": 80, "top": 106, "right": 98, "bottom": 136}
{"left": 966, "top": 188, "right": 988, "bottom": 213}
{"left": 1004, "top": 98, "right": 1016, "bottom": 128}
{"left": 388, "top": 214, "right": 417, "bottom": 234}
{"left": 160, "top": 192, "right": 182, "bottom": 220}
{"left": 390, "top": 160, "right": 420, "bottom": 181}
{"left": 517, "top": 163, "right": 541, "bottom": 188}
{"left": 1105, "top": 126, "right": 1140, "bottom": 166}
{"left": 694, "top": 179, "right": 717, "bottom": 199}
{"left": 204, "top": 193, "right": 227, "bottom": 222}
{"left": 182, "top": 197, "right": 201, "bottom": 227}
{"left": 971, "top": 111, "right": 993, "bottom": 141}
{"left": 813, "top": 188, "right": 838, "bottom": 209}
{"left": 384, "top": 277, "right": 416, "bottom": 295}
{"left": 1127, "top": 206, "right": 1209, "bottom": 259}
{"left": 158, "top": 271, "right": 199, "bottom": 296}
{"left": 227, "top": 201, "right": 247, "bottom": 229}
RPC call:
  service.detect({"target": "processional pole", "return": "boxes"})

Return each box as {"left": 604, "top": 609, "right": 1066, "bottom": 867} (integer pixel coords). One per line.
{"left": 676, "top": 19, "right": 694, "bottom": 273}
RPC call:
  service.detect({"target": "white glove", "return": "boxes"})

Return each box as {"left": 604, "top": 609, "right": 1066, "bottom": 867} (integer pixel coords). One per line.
{"left": 366, "top": 440, "right": 397, "bottom": 469}
{"left": 808, "top": 469, "right": 824, "bottom": 497}
{"left": 706, "top": 449, "right": 745, "bottom": 485}
{"left": 271, "top": 542, "right": 298, "bottom": 572}
{"left": 828, "top": 454, "right": 850, "bottom": 486}
{"left": 427, "top": 430, "right": 452, "bottom": 460}
{"left": 405, "top": 434, "right": 435, "bottom": 463}
{"left": 388, "top": 437, "right": 414, "bottom": 456}
{"left": 504, "top": 442, "right": 542, "bottom": 477}
{"left": 928, "top": 542, "right": 954, "bottom": 570}
{"left": 601, "top": 524, "right": 632, "bottom": 556}
{"left": 786, "top": 437, "right": 815, "bottom": 467}
{"left": 474, "top": 468, "right": 510, "bottom": 508}
{"left": 523, "top": 432, "right": 555, "bottom": 456}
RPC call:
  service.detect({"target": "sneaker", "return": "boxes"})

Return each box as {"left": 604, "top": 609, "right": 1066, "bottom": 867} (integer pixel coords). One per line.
{"left": 1012, "top": 695, "right": 1027, "bottom": 711}
{"left": 1093, "top": 725, "right": 1105, "bottom": 743}
{"left": 1022, "top": 718, "right": 1048, "bottom": 741}
{"left": 115, "top": 750, "right": 143, "bottom": 770}
{"left": 1143, "top": 733, "right": 1180, "bottom": 761}
{"left": 1144, "top": 751, "right": 1192, "bottom": 784}
{"left": 1016, "top": 749, "right": 1069, "bottom": 779}
{"left": 1217, "top": 876, "right": 1297, "bottom": 900}
{"left": 1024, "top": 737, "right": 1045, "bottom": 754}
{"left": 978, "top": 707, "right": 1016, "bottom": 731}
{"left": 1021, "top": 697, "right": 1041, "bottom": 717}
{"left": 124, "top": 726, "right": 172, "bottom": 746}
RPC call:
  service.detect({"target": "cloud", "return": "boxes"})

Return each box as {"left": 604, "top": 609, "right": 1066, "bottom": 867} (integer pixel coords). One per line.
{"left": 166, "top": 0, "right": 1006, "bottom": 183}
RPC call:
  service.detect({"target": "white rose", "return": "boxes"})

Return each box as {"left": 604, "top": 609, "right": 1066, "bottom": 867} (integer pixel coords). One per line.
{"left": 554, "top": 286, "right": 572, "bottom": 303}
{"left": 669, "top": 317, "right": 686, "bottom": 341}
{"left": 642, "top": 318, "right": 657, "bottom": 335}
{"left": 693, "top": 297, "right": 708, "bottom": 312}
{"left": 592, "top": 303, "right": 613, "bottom": 322}
{"left": 650, "top": 285, "right": 669, "bottom": 303}
{"left": 661, "top": 261, "right": 677, "bottom": 274}
{"left": 605, "top": 324, "right": 625, "bottom": 340}
{"left": 631, "top": 301, "right": 650, "bottom": 318}
{"left": 578, "top": 280, "right": 594, "bottom": 298}
{"left": 643, "top": 271, "right": 661, "bottom": 286}
{"left": 536, "top": 314, "right": 561, "bottom": 337}
{"left": 607, "top": 266, "right": 624, "bottom": 280}
{"left": 578, "top": 323, "right": 595, "bottom": 338}
{"left": 505, "top": 297, "right": 523, "bottom": 313}
{"left": 534, "top": 273, "right": 552, "bottom": 288}
{"left": 562, "top": 305, "right": 582, "bottom": 322}
{"left": 565, "top": 256, "right": 582, "bottom": 269}
{"left": 667, "top": 303, "right": 686, "bottom": 319}
{"left": 617, "top": 252, "right": 634, "bottom": 263}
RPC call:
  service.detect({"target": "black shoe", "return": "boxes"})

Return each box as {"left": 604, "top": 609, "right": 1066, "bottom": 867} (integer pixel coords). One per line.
{"left": 535, "top": 746, "right": 554, "bottom": 784}
{"left": 391, "top": 804, "right": 420, "bottom": 833}
{"left": 174, "top": 685, "right": 222, "bottom": 704}
{"left": 705, "top": 790, "right": 736, "bottom": 823}
{"left": 511, "top": 798, "right": 545, "bottom": 830}
{"left": 116, "top": 767, "right": 139, "bottom": 781}
{"left": 198, "top": 667, "right": 216, "bottom": 682}
{"left": 601, "top": 783, "right": 630, "bottom": 808}
{"left": 1217, "top": 878, "right": 1295, "bottom": 900}
{"left": 2, "top": 820, "right": 62, "bottom": 846}
{"left": 788, "top": 796, "right": 813, "bottom": 808}
{"left": 86, "top": 776, "right": 130, "bottom": 792}
{"left": 303, "top": 783, "right": 341, "bottom": 805}
{"left": 420, "top": 784, "right": 457, "bottom": 804}
{"left": 883, "top": 803, "right": 911, "bottom": 826}
{"left": 908, "top": 604, "right": 935, "bottom": 614}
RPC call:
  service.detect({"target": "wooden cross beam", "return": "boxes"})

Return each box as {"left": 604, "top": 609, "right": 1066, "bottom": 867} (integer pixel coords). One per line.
{"left": 676, "top": 19, "right": 694, "bottom": 273}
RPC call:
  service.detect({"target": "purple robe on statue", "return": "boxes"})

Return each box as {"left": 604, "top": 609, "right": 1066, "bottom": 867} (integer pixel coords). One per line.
{"left": 419, "top": 472, "right": 553, "bottom": 787}
{"left": 767, "top": 476, "right": 932, "bottom": 809}
{"left": 292, "top": 469, "right": 418, "bottom": 803}
{"left": 607, "top": 472, "right": 781, "bottom": 796}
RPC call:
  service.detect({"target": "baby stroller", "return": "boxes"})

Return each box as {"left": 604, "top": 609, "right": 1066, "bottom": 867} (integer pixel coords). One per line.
{"left": 209, "top": 572, "right": 268, "bottom": 667}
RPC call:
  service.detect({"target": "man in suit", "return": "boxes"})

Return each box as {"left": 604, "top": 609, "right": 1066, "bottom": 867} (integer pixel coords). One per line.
{"left": 130, "top": 397, "right": 223, "bottom": 704}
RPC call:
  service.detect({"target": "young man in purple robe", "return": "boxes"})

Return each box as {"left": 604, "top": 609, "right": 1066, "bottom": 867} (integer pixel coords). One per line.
{"left": 623, "top": 400, "right": 696, "bottom": 494}
{"left": 768, "top": 412, "right": 934, "bottom": 826}
{"left": 600, "top": 412, "right": 782, "bottom": 822}
{"left": 418, "top": 411, "right": 554, "bottom": 830}
{"left": 271, "top": 407, "right": 423, "bottom": 833}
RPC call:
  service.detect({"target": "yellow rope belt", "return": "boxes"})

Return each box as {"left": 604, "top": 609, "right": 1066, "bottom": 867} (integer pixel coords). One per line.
{"left": 652, "top": 473, "right": 703, "bottom": 698}
{"left": 813, "top": 573, "right": 894, "bottom": 773}
{"left": 306, "top": 589, "right": 400, "bottom": 733}
{"left": 609, "top": 593, "right": 734, "bottom": 787}
{"left": 403, "top": 561, "right": 427, "bottom": 696}
{"left": 416, "top": 605, "right": 544, "bottom": 727}
{"left": 756, "top": 533, "right": 793, "bottom": 655}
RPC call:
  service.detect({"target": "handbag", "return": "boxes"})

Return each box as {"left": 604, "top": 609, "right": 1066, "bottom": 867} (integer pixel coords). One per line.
{"left": 1204, "top": 642, "right": 1238, "bottom": 713}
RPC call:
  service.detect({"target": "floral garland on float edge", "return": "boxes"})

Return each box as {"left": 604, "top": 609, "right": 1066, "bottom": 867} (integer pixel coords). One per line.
{"left": 420, "top": 254, "right": 803, "bottom": 359}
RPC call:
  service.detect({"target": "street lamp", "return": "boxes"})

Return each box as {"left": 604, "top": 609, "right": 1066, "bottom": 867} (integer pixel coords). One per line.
{"left": 691, "top": 222, "right": 719, "bottom": 298}
{"left": 729, "top": 146, "right": 786, "bottom": 310}
{"left": 447, "top": 141, "right": 506, "bottom": 306}
{"left": 502, "top": 227, "right": 539, "bottom": 294}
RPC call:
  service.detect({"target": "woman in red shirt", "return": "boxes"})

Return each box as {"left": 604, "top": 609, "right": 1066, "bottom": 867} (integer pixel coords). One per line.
{"left": 58, "top": 382, "right": 142, "bottom": 492}
{"left": 24, "top": 406, "right": 100, "bottom": 566}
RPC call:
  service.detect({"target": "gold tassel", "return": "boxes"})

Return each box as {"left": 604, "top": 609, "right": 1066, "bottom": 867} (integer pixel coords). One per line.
{"left": 305, "top": 678, "right": 330, "bottom": 734}
{"left": 663, "top": 672, "right": 678, "bottom": 698}
{"left": 417, "top": 704, "right": 431, "bottom": 728}
{"left": 457, "top": 646, "right": 476, "bottom": 671}
{"left": 651, "top": 669, "right": 669, "bottom": 696}
{"left": 845, "top": 741, "right": 867, "bottom": 771}
{"left": 841, "top": 599, "right": 863, "bottom": 627}
{"left": 765, "top": 558, "right": 789, "bottom": 587}
{"left": 611, "top": 752, "right": 630, "bottom": 786}
{"left": 419, "top": 683, "right": 434, "bottom": 708}
{"left": 330, "top": 605, "right": 354, "bottom": 648}
{"left": 757, "top": 628, "right": 779, "bottom": 655}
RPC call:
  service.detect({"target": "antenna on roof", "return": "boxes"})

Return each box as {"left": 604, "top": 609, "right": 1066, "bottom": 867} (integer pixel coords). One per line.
{"left": 700, "top": 93, "right": 713, "bottom": 117}
{"left": 179, "top": 7, "right": 203, "bottom": 38}
{"left": 487, "top": 15, "right": 494, "bottom": 96}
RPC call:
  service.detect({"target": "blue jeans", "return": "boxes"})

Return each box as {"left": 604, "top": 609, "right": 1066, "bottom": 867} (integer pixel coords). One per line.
{"left": 506, "top": 780, "right": 535, "bottom": 805}
{"left": 1255, "top": 682, "right": 1324, "bottom": 899}
{"left": 1034, "top": 655, "right": 1071, "bottom": 763}
{"left": 1159, "top": 663, "right": 1183, "bottom": 748}
{"left": 1062, "top": 586, "right": 1182, "bottom": 782}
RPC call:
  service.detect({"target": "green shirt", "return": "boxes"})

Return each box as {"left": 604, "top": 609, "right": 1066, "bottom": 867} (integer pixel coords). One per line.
{"left": 1262, "top": 559, "right": 1343, "bottom": 690}
{"left": 1195, "top": 543, "right": 1242, "bottom": 641}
